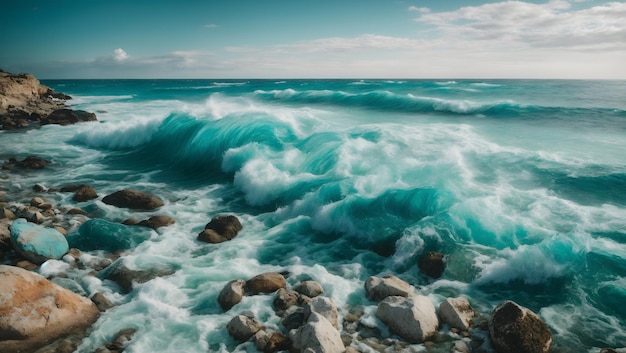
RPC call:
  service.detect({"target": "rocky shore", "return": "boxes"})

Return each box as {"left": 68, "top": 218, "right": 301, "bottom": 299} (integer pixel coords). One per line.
{"left": 1, "top": 73, "right": 623, "bottom": 353}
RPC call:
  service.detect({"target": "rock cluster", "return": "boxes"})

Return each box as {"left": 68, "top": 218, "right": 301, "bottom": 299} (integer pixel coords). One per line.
{"left": 0, "top": 70, "right": 97, "bottom": 130}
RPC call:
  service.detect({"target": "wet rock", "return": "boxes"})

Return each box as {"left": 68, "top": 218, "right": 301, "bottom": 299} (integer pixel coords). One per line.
{"left": 273, "top": 288, "right": 299, "bottom": 312}
{"left": 99, "top": 259, "right": 177, "bottom": 293}
{"left": 67, "top": 208, "right": 87, "bottom": 216}
{"left": 91, "top": 292, "right": 115, "bottom": 312}
{"left": 282, "top": 309, "right": 305, "bottom": 330}
{"left": 489, "top": 301, "right": 552, "bottom": 353}
{"left": 72, "top": 184, "right": 98, "bottom": 202}
{"left": 294, "top": 280, "right": 324, "bottom": 298}
{"left": 227, "top": 314, "right": 262, "bottom": 341}
{"left": 376, "top": 295, "right": 439, "bottom": 343}
{"left": 105, "top": 328, "right": 136, "bottom": 352}
{"left": 418, "top": 251, "right": 446, "bottom": 278}
{"left": 68, "top": 219, "right": 154, "bottom": 252}
{"left": 30, "top": 197, "right": 45, "bottom": 207}
{"left": 10, "top": 219, "right": 69, "bottom": 264}
{"left": 0, "top": 265, "right": 99, "bottom": 353}
{"left": 254, "top": 330, "right": 290, "bottom": 353}
{"left": 102, "top": 189, "right": 164, "bottom": 211}
{"left": 304, "top": 296, "right": 339, "bottom": 329}
{"left": 42, "top": 108, "right": 97, "bottom": 126}
{"left": 0, "top": 207, "right": 16, "bottom": 220}
{"left": 439, "top": 297, "right": 475, "bottom": 331}
{"left": 290, "top": 312, "right": 344, "bottom": 353}
{"left": 218, "top": 279, "right": 246, "bottom": 311}
{"left": 136, "top": 215, "right": 175, "bottom": 230}
{"left": 198, "top": 215, "right": 242, "bottom": 243}
{"left": 13, "top": 156, "right": 50, "bottom": 169}
{"left": 246, "top": 272, "right": 287, "bottom": 294}
{"left": 365, "top": 275, "right": 412, "bottom": 301}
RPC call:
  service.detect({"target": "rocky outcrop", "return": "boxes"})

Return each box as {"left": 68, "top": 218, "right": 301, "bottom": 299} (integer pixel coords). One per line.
{"left": 102, "top": 189, "right": 164, "bottom": 211}
{"left": 10, "top": 219, "right": 69, "bottom": 264}
{"left": 0, "top": 265, "right": 99, "bottom": 352}
{"left": 246, "top": 272, "right": 287, "bottom": 294}
{"left": 489, "top": 301, "right": 552, "bottom": 353}
{"left": 439, "top": 297, "right": 475, "bottom": 331}
{"left": 3, "top": 156, "right": 50, "bottom": 170}
{"left": 376, "top": 295, "right": 439, "bottom": 343}
{"left": 197, "top": 215, "right": 242, "bottom": 243}
{"left": 0, "top": 71, "right": 97, "bottom": 130}
{"left": 365, "top": 275, "right": 412, "bottom": 301}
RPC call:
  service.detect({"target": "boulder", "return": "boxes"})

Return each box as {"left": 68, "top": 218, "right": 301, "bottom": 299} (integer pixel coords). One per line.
{"left": 42, "top": 108, "right": 97, "bottom": 126}
{"left": 218, "top": 279, "right": 246, "bottom": 311}
{"left": 1, "top": 207, "right": 16, "bottom": 220}
{"left": 10, "top": 219, "right": 69, "bottom": 264}
{"left": 295, "top": 280, "right": 324, "bottom": 298}
{"left": 489, "top": 301, "right": 552, "bottom": 353}
{"left": 100, "top": 328, "right": 137, "bottom": 352}
{"left": 365, "top": 275, "right": 412, "bottom": 301}
{"left": 254, "top": 330, "right": 291, "bottom": 353}
{"left": 418, "top": 251, "right": 446, "bottom": 278}
{"left": 67, "top": 208, "right": 87, "bottom": 216}
{"left": 376, "top": 295, "right": 439, "bottom": 343}
{"left": 30, "top": 197, "right": 45, "bottom": 207}
{"left": 99, "top": 259, "right": 177, "bottom": 293}
{"left": 102, "top": 189, "right": 164, "bottom": 211}
{"left": 198, "top": 215, "right": 242, "bottom": 243}
{"left": 439, "top": 297, "right": 475, "bottom": 331}
{"left": 282, "top": 309, "right": 305, "bottom": 330}
{"left": 227, "top": 315, "right": 262, "bottom": 341}
{"left": 304, "top": 296, "right": 339, "bottom": 329}
{"left": 137, "top": 215, "right": 175, "bottom": 230}
{"left": 274, "top": 288, "right": 300, "bottom": 312}
{"left": 91, "top": 292, "right": 115, "bottom": 312}
{"left": 289, "top": 312, "right": 344, "bottom": 353}
{"left": 0, "top": 265, "right": 99, "bottom": 352}
{"left": 72, "top": 184, "right": 98, "bottom": 202}
{"left": 11, "top": 156, "right": 50, "bottom": 169}
{"left": 246, "top": 272, "right": 287, "bottom": 294}
{"left": 68, "top": 218, "right": 154, "bottom": 252}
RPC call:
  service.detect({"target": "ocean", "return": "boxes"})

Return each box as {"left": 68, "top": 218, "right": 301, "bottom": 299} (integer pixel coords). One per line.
{"left": 2, "top": 79, "right": 626, "bottom": 352}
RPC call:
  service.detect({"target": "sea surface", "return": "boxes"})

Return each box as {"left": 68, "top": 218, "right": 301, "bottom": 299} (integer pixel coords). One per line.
{"left": 2, "top": 79, "right": 626, "bottom": 352}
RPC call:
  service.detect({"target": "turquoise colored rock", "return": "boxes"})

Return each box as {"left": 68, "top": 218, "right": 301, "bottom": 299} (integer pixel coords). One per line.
{"left": 10, "top": 219, "right": 69, "bottom": 264}
{"left": 68, "top": 219, "right": 154, "bottom": 252}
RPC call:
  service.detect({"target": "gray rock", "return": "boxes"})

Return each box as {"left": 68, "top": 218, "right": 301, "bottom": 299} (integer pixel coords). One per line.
{"left": 290, "top": 312, "right": 343, "bottom": 353}
{"left": 295, "top": 280, "right": 324, "bottom": 298}
{"left": 439, "top": 297, "right": 475, "bottom": 331}
{"left": 227, "top": 315, "right": 262, "bottom": 341}
{"left": 376, "top": 295, "right": 439, "bottom": 343}
{"left": 304, "top": 296, "right": 339, "bottom": 329}
{"left": 365, "top": 275, "right": 412, "bottom": 301}
{"left": 218, "top": 279, "right": 246, "bottom": 311}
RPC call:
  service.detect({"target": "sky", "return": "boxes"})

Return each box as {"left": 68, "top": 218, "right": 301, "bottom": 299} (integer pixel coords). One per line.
{"left": 1, "top": 0, "right": 625, "bottom": 79}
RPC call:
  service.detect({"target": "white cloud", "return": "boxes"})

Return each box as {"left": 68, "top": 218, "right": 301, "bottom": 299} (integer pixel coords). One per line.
{"left": 112, "top": 48, "right": 128, "bottom": 62}
{"left": 408, "top": 6, "right": 430, "bottom": 13}
{"left": 204, "top": 24, "right": 219, "bottom": 28}
{"left": 286, "top": 34, "right": 425, "bottom": 53}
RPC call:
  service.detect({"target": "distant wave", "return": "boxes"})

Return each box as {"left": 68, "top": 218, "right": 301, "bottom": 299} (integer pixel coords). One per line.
{"left": 471, "top": 82, "right": 503, "bottom": 88}
{"left": 213, "top": 82, "right": 248, "bottom": 87}
{"left": 252, "top": 88, "right": 625, "bottom": 118}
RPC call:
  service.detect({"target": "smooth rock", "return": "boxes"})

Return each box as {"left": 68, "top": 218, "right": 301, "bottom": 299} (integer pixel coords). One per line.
{"left": 72, "top": 184, "right": 98, "bottom": 202}
{"left": 68, "top": 218, "right": 154, "bottom": 252}
{"left": 227, "top": 315, "right": 262, "bottom": 341}
{"left": 137, "top": 215, "right": 175, "bottom": 230}
{"left": 376, "top": 295, "right": 439, "bottom": 343}
{"left": 218, "top": 279, "right": 246, "bottom": 311}
{"left": 198, "top": 215, "right": 242, "bottom": 243}
{"left": 0, "top": 207, "right": 16, "bottom": 220}
{"left": 102, "top": 189, "right": 164, "bottom": 211}
{"left": 10, "top": 219, "right": 69, "bottom": 264}
{"left": 304, "top": 296, "right": 339, "bottom": 329}
{"left": 246, "top": 272, "right": 287, "bottom": 294}
{"left": 439, "top": 297, "right": 475, "bottom": 331}
{"left": 295, "top": 280, "right": 324, "bottom": 298}
{"left": 99, "top": 259, "right": 177, "bottom": 293}
{"left": 489, "top": 301, "right": 552, "bottom": 353}
{"left": 290, "top": 312, "right": 344, "bottom": 353}
{"left": 0, "top": 265, "right": 99, "bottom": 353}
{"left": 365, "top": 275, "right": 412, "bottom": 301}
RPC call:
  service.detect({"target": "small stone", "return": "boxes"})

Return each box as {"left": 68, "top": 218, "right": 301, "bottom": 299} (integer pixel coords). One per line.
{"left": 67, "top": 208, "right": 87, "bottom": 216}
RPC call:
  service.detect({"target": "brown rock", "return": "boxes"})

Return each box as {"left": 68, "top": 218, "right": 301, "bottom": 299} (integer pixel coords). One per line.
{"left": 246, "top": 272, "right": 287, "bottom": 294}
{"left": 227, "top": 315, "right": 262, "bottom": 341}
{"left": 137, "top": 215, "right": 175, "bottom": 230}
{"left": 294, "top": 280, "right": 324, "bottom": 298}
{"left": 102, "top": 189, "right": 164, "bottom": 211}
{"left": 489, "top": 301, "right": 552, "bottom": 353}
{"left": 0, "top": 265, "right": 99, "bottom": 353}
{"left": 72, "top": 184, "right": 98, "bottom": 202}
{"left": 254, "top": 331, "right": 290, "bottom": 353}
{"left": 197, "top": 229, "right": 228, "bottom": 243}
{"left": 67, "top": 208, "right": 87, "bottom": 216}
{"left": 198, "top": 215, "right": 242, "bottom": 243}
{"left": 418, "top": 252, "right": 446, "bottom": 278}
{"left": 218, "top": 279, "right": 246, "bottom": 311}
{"left": 30, "top": 197, "right": 45, "bottom": 207}
{"left": 273, "top": 288, "right": 299, "bottom": 312}
{"left": 43, "top": 109, "right": 97, "bottom": 126}
{"left": 91, "top": 292, "right": 114, "bottom": 312}
{"left": 12, "top": 156, "right": 50, "bottom": 169}
{"left": 0, "top": 207, "right": 16, "bottom": 220}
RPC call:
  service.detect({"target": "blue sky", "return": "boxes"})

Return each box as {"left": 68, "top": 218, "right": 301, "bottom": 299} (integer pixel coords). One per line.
{"left": 2, "top": 0, "right": 625, "bottom": 79}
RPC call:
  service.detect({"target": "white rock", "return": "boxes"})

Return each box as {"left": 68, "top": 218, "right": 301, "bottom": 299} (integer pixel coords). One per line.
{"left": 439, "top": 297, "right": 475, "bottom": 331}
{"left": 376, "top": 295, "right": 439, "bottom": 343}
{"left": 304, "top": 296, "right": 339, "bottom": 329}
{"left": 365, "top": 275, "right": 412, "bottom": 301}
{"left": 290, "top": 312, "right": 344, "bottom": 353}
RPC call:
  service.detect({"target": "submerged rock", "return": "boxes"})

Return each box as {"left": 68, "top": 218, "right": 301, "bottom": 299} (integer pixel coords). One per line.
{"left": 68, "top": 218, "right": 154, "bottom": 252}
{"left": 489, "top": 301, "right": 552, "bottom": 353}
{"left": 102, "top": 189, "right": 164, "bottom": 211}
{"left": 0, "top": 265, "right": 99, "bottom": 353}
{"left": 43, "top": 108, "right": 97, "bottom": 126}
{"left": 418, "top": 251, "right": 446, "bottom": 278}
{"left": 376, "top": 295, "right": 439, "bottom": 343}
{"left": 10, "top": 218, "right": 69, "bottom": 264}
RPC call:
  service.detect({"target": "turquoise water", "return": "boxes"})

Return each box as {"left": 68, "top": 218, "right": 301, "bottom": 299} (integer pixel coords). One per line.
{"left": 2, "top": 79, "right": 626, "bottom": 352}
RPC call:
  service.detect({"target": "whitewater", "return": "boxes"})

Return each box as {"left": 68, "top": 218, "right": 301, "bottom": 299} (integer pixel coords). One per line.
{"left": 2, "top": 79, "right": 626, "bottom": 352}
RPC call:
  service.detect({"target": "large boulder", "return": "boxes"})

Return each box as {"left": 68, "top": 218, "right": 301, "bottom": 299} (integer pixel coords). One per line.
{"left": 227, "top": 315, "right": 262, "bottom": 341}
{"left": 246, "top": 272, "right": 287, "bottom": 294}
{"left": 42, "top": 109, "right": 97, "bottom": 126}
{"left": 289, "top": 312, "right": 344, "bottom": 353}
{"left": 365, "top": 275, "right": 412, "bottom": 301}
{"left": 439, "top": 297, "right": 475, "bottom": 331}
{"left": 489, "top": 301, "right": 552, "bottom": 353}
{"left": 295, "top": 280, "right": 324, "bottom": 298}
{"left": 376, "top": 295, "right": 439, "bottom": 343}
{"left": 102, "top": 189, "right": 164, "bottom": 211}
{"left": 303, "top": 296, "right": 339, "bottom": 329}
{"left": 68, "top": 218, "right": 154, "bottom": 252}
{"left": 0, "top": 265, "right": 99, "bottom": 352}
{"left": 218, "top": 279, "right": 246, "bottom": 311}
{"left": 10, "top": 219, "right": 69, "bottom": 264}
{"left": 197, "top": 215, "right": 242, "bottom": 243}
